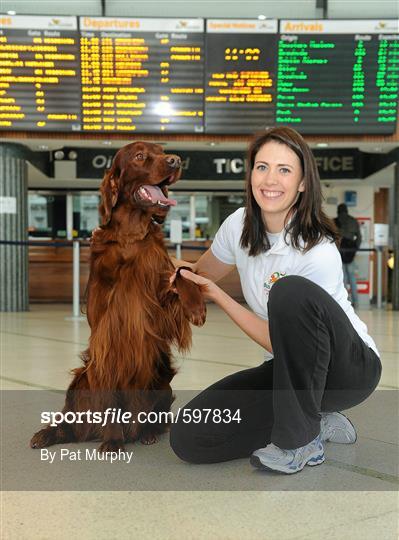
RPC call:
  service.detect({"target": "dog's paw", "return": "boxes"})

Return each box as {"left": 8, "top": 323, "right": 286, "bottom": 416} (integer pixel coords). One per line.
{"left": 30, "top": 428, "right": 56, "bottom": 449}
{"left": 187, "top": 303, "right": 207, "bottom": 327}
{"left": 175, "top": 274, "right": 207, "bottom": 327}
{"left": 90, "top": 226, "right": 103, "bottom": 243}
{"left": 140, "top": 434, "right": 157, "bottom": 445}
{"left": 98, "top": 440, "right": 125, "bottom": 454}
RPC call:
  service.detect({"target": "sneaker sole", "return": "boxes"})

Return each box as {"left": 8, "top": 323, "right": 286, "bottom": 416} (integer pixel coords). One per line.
{"left": 250, "top": 451, "right": 325, "bottom": 475}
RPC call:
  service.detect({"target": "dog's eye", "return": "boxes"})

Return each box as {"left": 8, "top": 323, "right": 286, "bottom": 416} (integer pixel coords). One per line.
{"left": 135, "top": 153, "right": 145, "bottom": 161}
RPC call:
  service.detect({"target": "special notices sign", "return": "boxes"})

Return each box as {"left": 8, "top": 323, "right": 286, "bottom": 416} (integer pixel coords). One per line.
{"left": 0, "top": 15, "right": 81, "bottom": 131}
{"left": 79, "top": 17, "right": 205, "bottom": 133}
{"left": 205, "top": 19, "right": 278, "bottom": 134}
{"left": 277, "top": 19, "right": 399, "bottom": 134}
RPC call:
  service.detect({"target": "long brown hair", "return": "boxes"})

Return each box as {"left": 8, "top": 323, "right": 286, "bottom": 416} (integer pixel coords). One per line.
{"left": 240, "top": 127, "right": 339, "bottom": 256}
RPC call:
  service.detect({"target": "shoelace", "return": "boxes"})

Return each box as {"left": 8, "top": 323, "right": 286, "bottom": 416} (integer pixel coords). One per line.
{"left": 268, "top": 443, "right": 289, "bottom": 457}
{"left": 266, "top": 438, "right": 319, "bottom": 462}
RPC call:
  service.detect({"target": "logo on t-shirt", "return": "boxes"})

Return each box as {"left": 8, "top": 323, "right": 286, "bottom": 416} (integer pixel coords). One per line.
{"left": 263, "top": 271, "right": 287, "bottom": 295}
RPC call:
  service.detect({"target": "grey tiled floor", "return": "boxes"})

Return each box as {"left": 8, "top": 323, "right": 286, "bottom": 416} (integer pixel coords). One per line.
{"left": 1, "top": 304, "right": 398, "bottom": 539}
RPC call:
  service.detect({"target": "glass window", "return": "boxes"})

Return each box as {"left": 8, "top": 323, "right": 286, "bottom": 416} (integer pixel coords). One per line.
{"left": 27, "top": 191, "right": 244, "bottom": 241}
{"left": 28, "top": 194, "right": 49, "bottom": 233}
{"left": 164, "top": 193, "right": 243, "bottom": 241}
{"left": 73, "top": 194, "right": 100, "bottom": 238}
{"left": 194, "top": 195, "right": 211, "bottom": 240}
{"left": 164, "top": 194, "right": 192, "bottom": 240}
{"left": 28, "top": 193, "right": 66, "bottom": 238}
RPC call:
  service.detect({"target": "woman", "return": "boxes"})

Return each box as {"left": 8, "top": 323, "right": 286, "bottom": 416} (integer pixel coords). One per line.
{"left": 169, "top": 127, "right": 381, "bottom": 475}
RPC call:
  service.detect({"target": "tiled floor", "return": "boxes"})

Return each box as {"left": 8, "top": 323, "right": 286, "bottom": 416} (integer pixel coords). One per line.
{"left": 1, "top": 303, "right": 398, "bottom": 539}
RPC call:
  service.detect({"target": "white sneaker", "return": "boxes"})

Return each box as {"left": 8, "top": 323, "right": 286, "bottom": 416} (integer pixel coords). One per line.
{"left": 250, "top": 433, "right": 325, "bottom": 474}
{"left": 320, "top": 412, "right": 357, "bottom": 444}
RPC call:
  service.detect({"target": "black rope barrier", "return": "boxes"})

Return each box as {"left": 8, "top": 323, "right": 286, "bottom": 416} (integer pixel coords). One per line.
{"left": 0, "top": 239, "right": 210, "bottom": 251}
{"left": 0, "top": 240, "right": 378, "bottom": 253}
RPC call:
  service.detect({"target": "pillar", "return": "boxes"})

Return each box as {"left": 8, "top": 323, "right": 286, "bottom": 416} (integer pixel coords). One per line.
{"left": 0, "top": 142, "right": 29, "bottom": 311}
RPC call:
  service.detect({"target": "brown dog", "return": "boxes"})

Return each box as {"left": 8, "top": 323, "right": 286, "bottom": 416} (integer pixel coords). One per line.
{"left": 30, "top": 142, "right": 206, "bottom": 452}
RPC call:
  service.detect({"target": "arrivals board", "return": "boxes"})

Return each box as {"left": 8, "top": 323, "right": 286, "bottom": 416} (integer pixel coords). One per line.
{"left": 205, "top": 19, "right": 278, "bottom": 134}
{"left": 79, "top": 17, "right": 204, "bottom": 133}
{"left": 0, "top": 15, "right": 81, "bottom": 131}
{"left": 276, "top": 20, "right": 399, "bottom": 134}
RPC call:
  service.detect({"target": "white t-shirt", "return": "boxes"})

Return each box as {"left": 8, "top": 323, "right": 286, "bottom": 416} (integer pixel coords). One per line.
{"left": 211, "top": 207, "right": 379, "bottom": 360}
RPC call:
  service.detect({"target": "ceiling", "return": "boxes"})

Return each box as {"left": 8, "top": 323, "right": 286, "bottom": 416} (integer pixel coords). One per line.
{"left": 1, "top": 1, "right": 397, "bottom": 155}
{"left": 25, "top": 146, "right": 397, "bottom": 192}
{"left": 2, "top": 136, "right": 398, "bottom": 153}
{"left": 2, "top": 0, "right": 398, "bottom": 19}
{"left": 2, "top": 1, "right": 398, "bottom": 188}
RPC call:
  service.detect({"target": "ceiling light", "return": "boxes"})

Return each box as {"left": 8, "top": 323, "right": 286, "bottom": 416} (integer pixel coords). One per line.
{"left": 38, "top": 145, "right": 48, "bottom": 150}
{"left": 258, "top": 15, "right": 267, "bottom": 20}
{"left": 7, "top": 10, "right": 16, "bottom": 15}
{"left": 316, "top": 143, "right": 329, "bottom": 148}
{"left": 54, "top": 150, "right": 65, "bottom": 160}
{"left": 154, "top": 102, "right": 173, "bottom": 116}
{"left": 102, "top": 141, "right": 112, "bottom": 146}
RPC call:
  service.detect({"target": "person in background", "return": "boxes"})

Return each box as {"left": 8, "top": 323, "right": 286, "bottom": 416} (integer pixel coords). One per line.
{"left": 334, "top": 203, "right": 362, "bottom": 308}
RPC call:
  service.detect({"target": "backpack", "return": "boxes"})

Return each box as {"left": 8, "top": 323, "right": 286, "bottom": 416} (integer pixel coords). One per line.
{"left": 339, "top": 237, "right": 357, "bottom": 263}
{"left": 334, "top": 216, "right": 359, "bottom": 264}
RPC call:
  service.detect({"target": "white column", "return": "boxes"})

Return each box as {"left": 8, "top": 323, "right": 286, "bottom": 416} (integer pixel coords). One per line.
{"left": 189, "top": 195, "right": 196, "bottom": 240}
{"left": 66, "top": 193, "right": 73, "bottom": 241}
{"left": 0, "top": 143, "right": 29, "bottom": 311}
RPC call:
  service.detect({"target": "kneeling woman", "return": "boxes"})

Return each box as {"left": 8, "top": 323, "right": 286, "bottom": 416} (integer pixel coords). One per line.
{"left": 169, "top": 126, "right": 381, "bottom": 475}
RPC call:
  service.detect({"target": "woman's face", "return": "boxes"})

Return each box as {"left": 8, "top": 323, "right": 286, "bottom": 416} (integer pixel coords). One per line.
{"left": 251, "top": 140, "right": 305, "bottom": 228}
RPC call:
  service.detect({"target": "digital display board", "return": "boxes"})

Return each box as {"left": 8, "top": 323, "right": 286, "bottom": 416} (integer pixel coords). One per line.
{"left": 79, "top": 17, "right": 204, "bottom": 133}
{"left": 0, "top": 16, "right": 398, "bottom": 135}
{"left": 277, "top": 20, "right": 399, "bottom": 134}
{"left": 0, "top": 15, "right": 81, "bottom": 131}
{"left": 205, "top": 19, "right": 278, "bottom": 134}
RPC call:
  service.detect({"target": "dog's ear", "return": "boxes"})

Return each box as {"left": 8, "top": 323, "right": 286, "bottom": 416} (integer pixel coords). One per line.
{"left": 99, "top": 169, "right": 121, "bottom": 226}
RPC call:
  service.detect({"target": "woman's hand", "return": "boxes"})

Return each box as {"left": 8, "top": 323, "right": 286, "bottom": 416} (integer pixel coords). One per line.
{"left": 170, "top": 257, "right": 194, "bottom": 270}
{"left": 170, "top": 269, "right": 219, "bottom": 301}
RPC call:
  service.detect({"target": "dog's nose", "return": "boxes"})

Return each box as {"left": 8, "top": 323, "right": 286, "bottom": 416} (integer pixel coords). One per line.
{"left": 166, "top": 155, "right": 181, "bottom": 169}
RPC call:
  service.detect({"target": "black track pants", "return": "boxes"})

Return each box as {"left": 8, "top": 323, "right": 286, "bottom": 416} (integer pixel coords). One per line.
{"left": 170, "top": 276, "right": 382, "bottom": 463}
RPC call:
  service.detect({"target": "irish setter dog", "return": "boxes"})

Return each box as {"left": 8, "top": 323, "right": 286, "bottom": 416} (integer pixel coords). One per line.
{"left": 31, "top": 142, "right": 206, "bottom": 452}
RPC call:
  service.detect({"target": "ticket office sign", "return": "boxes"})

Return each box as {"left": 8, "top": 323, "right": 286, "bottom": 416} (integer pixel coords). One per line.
{"left": 79, "top": 17, "right": 205, "bottom": 133}
{"left": 0, "top": 15, "right": 81, "bottom": 131}
{"left": 205, "top": 19, "right": 278, "bottom": 134}
{"left": 277, "top": 19, "right": 399, "bottom": 134}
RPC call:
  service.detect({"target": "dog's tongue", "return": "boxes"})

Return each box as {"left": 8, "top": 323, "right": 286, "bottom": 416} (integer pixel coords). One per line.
{"left": 138, "top": 185, "right": 177, "bottom": 206}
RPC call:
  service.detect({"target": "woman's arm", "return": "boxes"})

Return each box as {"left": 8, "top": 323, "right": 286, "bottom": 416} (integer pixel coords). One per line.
{"left": 193, "top": 248, "right": 236, "bottom": 282}
{"left": 179, "top": 269, "right": 273, "bottom": 353}
{"left": 171, "top": 248, "right": 235, "bottom": 282}
{"left": 170, "top": 256, "right": 194, "bottom": 270}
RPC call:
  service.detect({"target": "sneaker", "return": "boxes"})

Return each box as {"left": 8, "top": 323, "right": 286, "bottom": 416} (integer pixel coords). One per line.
{"left": 250, "top": 433, "right": 325, "bottom": 474}
{"left": 320, "top": 412, "right": 357, "bottom": 444}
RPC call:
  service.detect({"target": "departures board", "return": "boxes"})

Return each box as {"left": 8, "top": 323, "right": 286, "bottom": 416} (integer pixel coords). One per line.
{"left": 0, "top": 15, "right": 398, "bottom": 135}
{"left": 79, "top": 17, "right": 204, "bottom": 133}
{"left": 0, "top": 15, "right": 81, "bottom": 131}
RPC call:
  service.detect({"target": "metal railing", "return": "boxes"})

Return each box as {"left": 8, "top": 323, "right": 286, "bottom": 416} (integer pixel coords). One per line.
{"left": 0, "top": 239, "right": 208, "bottom": 318}
{"left": 0, "top": 240, "right": 386, "bottom": 313}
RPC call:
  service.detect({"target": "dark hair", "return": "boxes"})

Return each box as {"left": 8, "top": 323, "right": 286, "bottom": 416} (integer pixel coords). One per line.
{"left": 240, "top": 127, "right": 339, "bottom": 256}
